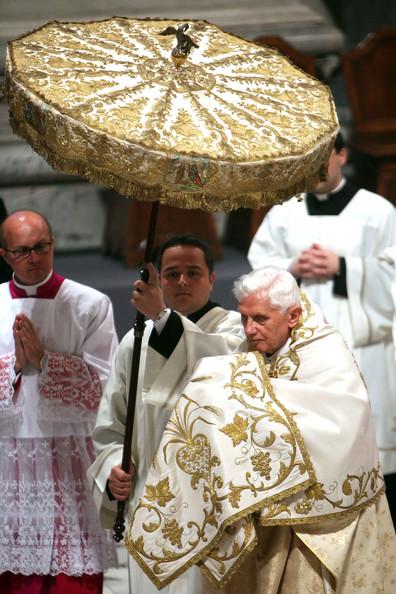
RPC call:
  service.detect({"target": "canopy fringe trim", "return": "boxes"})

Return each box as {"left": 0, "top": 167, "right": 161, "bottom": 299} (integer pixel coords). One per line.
{"left": 7, "top": 116, "right": 329, "bottom": 213}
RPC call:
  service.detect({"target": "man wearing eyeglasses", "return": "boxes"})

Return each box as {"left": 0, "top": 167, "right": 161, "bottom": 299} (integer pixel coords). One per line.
{"left": 0, "top": 210, "right": 118, "bottom": 594}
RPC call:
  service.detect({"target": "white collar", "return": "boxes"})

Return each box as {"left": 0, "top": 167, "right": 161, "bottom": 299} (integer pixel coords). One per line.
{"left": 314, "top": 177, "right": 346, "bottom": 201}
{"left": 13, "top": 270, "right": 53, "bottom": 296}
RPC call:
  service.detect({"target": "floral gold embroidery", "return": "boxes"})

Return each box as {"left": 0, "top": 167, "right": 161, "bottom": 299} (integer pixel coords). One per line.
{"left": 220, "top": 414, "right": 249, "bottom": 446}
{"left": 176, "top": 434, "right": 213, "bottom": 486}
{"left": 144, "top": 477, "right": 175, "bottom": 508}
{"left": 125, "top": 296, "right": 387, "bottom": 589}
{"left": 251, "top": 451, "right": 272, "bottom": 479}
{"left": 205, "top": 515, "right": 255, "bottom": 576}
{"left": 267, "top": 291, "right": 332, "bottom": 381}
{"left": 260, "top": 467, "right": 384, "bottom": 522}
{"left": 127, "top": 354, "right": 313, "bottom": 581}
{"left": 162, "top": 519, "right": 184, "bottom": 548}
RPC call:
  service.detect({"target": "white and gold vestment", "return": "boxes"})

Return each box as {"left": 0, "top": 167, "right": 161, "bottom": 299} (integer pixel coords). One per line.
{"left": 126, "top": 296, "right": 396, "bottom": 593}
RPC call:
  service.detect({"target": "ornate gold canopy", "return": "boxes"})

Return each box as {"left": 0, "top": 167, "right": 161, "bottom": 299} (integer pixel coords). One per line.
{"left": 5, "top": 17, "right": 339, "bottom": 211}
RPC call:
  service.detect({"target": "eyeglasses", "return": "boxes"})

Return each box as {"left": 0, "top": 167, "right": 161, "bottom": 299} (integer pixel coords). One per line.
{"left": 4, "top": 241, "right": 53, "bottom": 261}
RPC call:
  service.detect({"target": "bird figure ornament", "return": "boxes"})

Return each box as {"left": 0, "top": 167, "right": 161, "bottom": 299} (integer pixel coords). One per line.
{"left": 159, "top": 23, "right": 199, "bottom": 67}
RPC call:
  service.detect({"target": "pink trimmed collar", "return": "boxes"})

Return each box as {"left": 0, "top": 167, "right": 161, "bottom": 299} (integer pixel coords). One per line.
{"left": 9, "top": 272, "right": 65, "bottom": 299}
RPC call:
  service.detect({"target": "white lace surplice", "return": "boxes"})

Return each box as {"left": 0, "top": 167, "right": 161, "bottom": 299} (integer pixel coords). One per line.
{"left": 0, "top": 279, "right": 118, "bottom": 575}
{"left": 0, "top": 436, "right": 115, "bottom": 575}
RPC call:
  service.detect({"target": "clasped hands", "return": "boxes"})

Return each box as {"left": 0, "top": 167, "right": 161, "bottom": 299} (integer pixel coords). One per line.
{"left": 131, "top": 262, "right": 166, "bottom": 320}
{"left": 290, "top": 243, "right": 340, "bottom": 280}
{"left": 13, "top": 314, "right": 45, "bottom": 372}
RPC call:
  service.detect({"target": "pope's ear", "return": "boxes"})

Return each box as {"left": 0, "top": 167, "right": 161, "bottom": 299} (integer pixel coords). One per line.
{"left": 288, "top": 305, "right": 302, "bottom": 328}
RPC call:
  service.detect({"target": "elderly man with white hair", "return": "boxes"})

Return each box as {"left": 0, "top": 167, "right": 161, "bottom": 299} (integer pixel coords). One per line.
{"left": 126, "top": 266, "right": 396, "bottom": 594}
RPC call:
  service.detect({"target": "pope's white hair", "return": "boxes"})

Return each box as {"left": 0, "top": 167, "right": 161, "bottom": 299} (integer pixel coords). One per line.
{"left": 233, "top": 266, "right": 300, "bottom": 313}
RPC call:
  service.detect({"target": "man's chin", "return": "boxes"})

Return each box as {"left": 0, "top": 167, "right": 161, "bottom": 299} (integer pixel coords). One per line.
{"left": 173, "top": 299, "right": 207, "bottom": 317}
{"left": 247, "top": 340, "right": 265, "bottom": 353}
{"left": 171, "top": 297, "right": 194, "bottom": 314}
{"left": 17, "top": 271, "right": 47, "bottom": 285}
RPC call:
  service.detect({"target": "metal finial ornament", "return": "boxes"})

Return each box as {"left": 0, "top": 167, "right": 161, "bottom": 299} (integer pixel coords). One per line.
{"left": 113, "top": 512, "right": 125, "bottom": 543}
{"left": 159, "top": 23, "right": 199, "bottom": 66}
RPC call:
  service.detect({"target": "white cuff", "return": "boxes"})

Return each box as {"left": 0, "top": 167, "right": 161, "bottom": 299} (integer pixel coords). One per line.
{"left": 153, "top": 308, "right": 171, "bottom": 334}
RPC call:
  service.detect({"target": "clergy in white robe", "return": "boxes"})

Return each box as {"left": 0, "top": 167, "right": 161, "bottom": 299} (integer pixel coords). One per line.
{"left": 88, "top": 235, "right": 244, "bottom": 594}
{"left": 358, "top": 246, "right": 396, "bottom": 350}
{"left": 126, "top": 267, "right": 396, "bottom": 594}
{"left": 0, "top": 210, "right": 118, "bottom": 594}
{"left": 247, "top": 136, "right": 396, "bottom": 522}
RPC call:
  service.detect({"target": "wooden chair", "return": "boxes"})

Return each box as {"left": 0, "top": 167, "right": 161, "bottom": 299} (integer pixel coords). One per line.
{"left": 225, "top": 36, "right": 317, "bottom": 251}
{"left": 341, "top": 28, "right": 396, "bottom": 160}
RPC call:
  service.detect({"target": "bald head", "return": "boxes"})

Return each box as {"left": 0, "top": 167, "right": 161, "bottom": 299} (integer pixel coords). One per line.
{"left": 0, "top": 210, "right": 55, "bottom": 285}
{"left": 0, "top": 210, "right": 52, "bottom": 248}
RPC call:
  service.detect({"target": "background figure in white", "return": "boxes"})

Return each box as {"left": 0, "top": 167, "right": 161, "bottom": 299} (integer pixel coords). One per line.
{"left": 88, "top": 234, "right": 244, "bottom": 594}
{"left": 247, "top": 133, "right": 396, "bottom": 526}
{"left": 358, "top": 247, "right": 396, "bottom": 348}
{"left": 0, "top": 210, "right": 119, "bottom": 593}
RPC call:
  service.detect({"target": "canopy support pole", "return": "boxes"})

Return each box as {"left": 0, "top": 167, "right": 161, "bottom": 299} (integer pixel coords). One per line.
{"left": 113, "top": 200, "right": 160, "bottom": 542}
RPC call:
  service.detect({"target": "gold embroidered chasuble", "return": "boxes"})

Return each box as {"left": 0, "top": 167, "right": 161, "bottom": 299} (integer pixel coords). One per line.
{"left": 125, "top": 296, "right": 394, "bottom": 590}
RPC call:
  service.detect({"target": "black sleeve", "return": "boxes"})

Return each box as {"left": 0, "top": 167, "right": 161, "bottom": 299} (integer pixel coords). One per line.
{"left": 0, "top": 198, "right": 7, "bottom": 222}
{"left": 0, "top": 257, "right": 12, "bottom": 284}
{"left": 333, "top": 257, "right": 348, "bottom": 298}
{"left": 148, "top": 311, "right": 184, "bottom": 358}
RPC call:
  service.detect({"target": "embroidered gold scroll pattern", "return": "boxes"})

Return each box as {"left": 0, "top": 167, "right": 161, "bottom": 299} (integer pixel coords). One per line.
{"left": 131, "top": 396, "right": 222, "bottom": 574}
{"left": 259, "top": 465, "right": 384, "bottom": 522}
{"left": 220, "top": 352, "right": 307, "bottom": 508}
{"left": 267, "top": 292, "right": 319, "bottom": 380}
{"left": 203, "top": 515, "right": 256, "bottom": 578}
{"left": 129, "top": 353, "right": 308, "bottom": 576}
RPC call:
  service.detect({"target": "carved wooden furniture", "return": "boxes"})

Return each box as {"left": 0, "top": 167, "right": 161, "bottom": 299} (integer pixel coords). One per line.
{"left": 341, "top": 28, "right": 396, "bottom": 160}
{"left": 342, "top": 28, "right": 396, "bottom": 203}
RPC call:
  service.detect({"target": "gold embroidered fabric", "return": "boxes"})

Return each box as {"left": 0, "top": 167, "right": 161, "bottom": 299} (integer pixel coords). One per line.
{"left": 266, "top": 291, "right": 329, "bottom": 381}
{"left": 6, "top": 18, "right": 339, "bottom": 210}
{"left": 126, "top": 351, "right": 315, "bottom": 588}
{"left": 202, "top": 525, "right": 331, "bottom": 594}
{"left": 203, "top": 495, "right": 396, "bottom": 594}
{"left": 258, "top": 294, "right": 383, "bottom": 524}
{"left": 125, "top": 294, "right": 385, "bottom": 589}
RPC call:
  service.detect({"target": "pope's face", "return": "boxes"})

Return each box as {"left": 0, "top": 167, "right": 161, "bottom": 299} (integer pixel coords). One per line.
{"left": 239, "top": 292, "right": 301, "bottom": 355}
{"left": 160, "top": 245, "right": 215, "bottom": 316}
